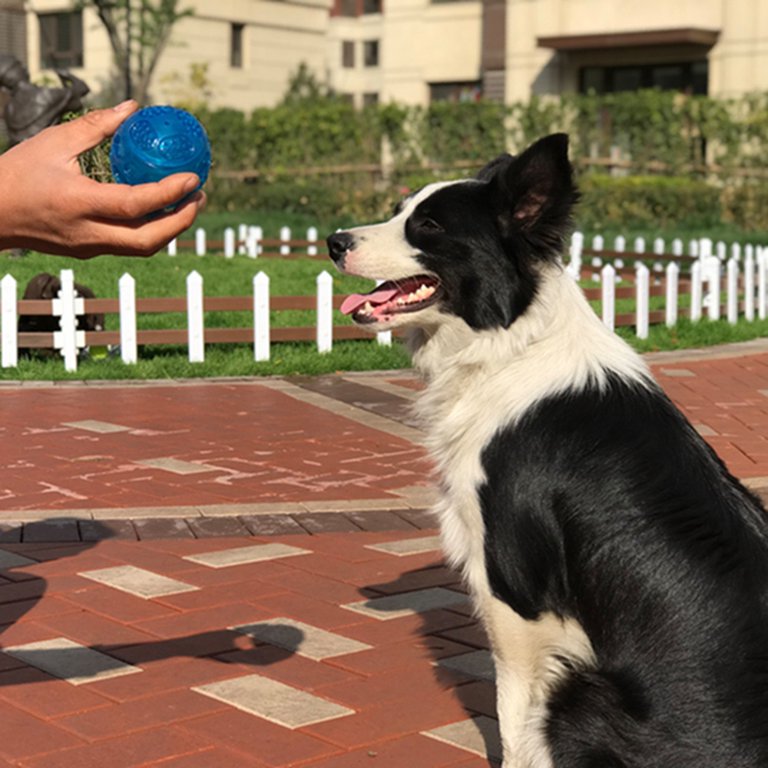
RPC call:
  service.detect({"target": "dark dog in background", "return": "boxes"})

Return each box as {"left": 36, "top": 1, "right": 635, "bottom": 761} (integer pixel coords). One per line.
{"left": 327, "top": 134, "right": 768, "bottom": 767}
{"left": 19, "top": 272, "right": 104, "bottom": 356}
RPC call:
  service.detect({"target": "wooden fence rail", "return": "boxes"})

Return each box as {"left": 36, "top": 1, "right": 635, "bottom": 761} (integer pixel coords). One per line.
{"left": 0, "top": 270, "right": 392, "bottom": 372}
{"left": 2, "top": 229, "right": 768, "bottom": 372}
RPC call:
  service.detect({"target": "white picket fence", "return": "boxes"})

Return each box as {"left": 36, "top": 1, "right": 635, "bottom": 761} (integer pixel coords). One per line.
{"left": 0, "top": 268, "right": 391, "bottom": 372}
{"left": 567, "top": 232, "right": 768, "bottom": 339}
{"left": 167, "top": 226, "right": 763, "bottom": 266}
{"left": 2, "top": 230, "right": 767, "bottom": 371}
{"left": 168, "top": 225, "right": 321, "bottom": 258}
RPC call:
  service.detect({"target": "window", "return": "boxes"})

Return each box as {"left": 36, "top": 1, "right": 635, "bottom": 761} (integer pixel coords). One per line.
{"left": 342, "top": 41, "right": 355, "bottom": 68}
{"left": 430, "top": 81, "right": 482, "bottom": 102}
{"left": 230, "top": 23, "right": 244, "bottom": 68}
{"left": 580, "top": 60, "right": 708, "bottom": 95}
{"left": 363, "top": 92, "right": 379, "bottom": 107}
{"left": 612, "top": 67, "right": 642, "bottom": 92}
{"left": 363, "top": 40, "right": 379, "bottom": 68}
{"left": 38, "top": 11, "right": 82, "bottom": 69}
{"left": 336, "top": 0, "right": 380, "bottom": 17}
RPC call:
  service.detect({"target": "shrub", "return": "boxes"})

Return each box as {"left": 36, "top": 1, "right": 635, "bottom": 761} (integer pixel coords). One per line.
{"left": 721, "top": 183, "right": 768, "bottom": 231}
{"left": 168, "top": 89, "right": 768, "bottom": 231}
{"left": 206, "top": 172, "right": 395, "bottom": 227}
{"left": 417, "top": 100, "right": 508, "bottom": 163}
{"left": 576, "top": 175, "right": 722, "bottom": 231}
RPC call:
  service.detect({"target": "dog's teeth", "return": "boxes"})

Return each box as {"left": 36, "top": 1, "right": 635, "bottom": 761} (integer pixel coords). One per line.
{"left": 363, "top": 302, "right": 373, "bottom": 314}
{"left": 413, "top": 285, "right": 435, "bottom": 301}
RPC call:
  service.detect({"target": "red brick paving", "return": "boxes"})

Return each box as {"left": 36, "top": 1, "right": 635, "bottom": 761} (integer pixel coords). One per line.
{"left": 653, "top": 352, "right": 768, "bottom": 479}
{"left": 0, "top": 381, "right": 431, "bottom": 513}
{"left": 0, "top": 349, "right": 765, "bottom": 765}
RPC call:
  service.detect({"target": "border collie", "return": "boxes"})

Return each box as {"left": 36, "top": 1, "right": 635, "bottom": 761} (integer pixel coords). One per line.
{"left": 327, "top": 134, "right": 768, "bottom": 768}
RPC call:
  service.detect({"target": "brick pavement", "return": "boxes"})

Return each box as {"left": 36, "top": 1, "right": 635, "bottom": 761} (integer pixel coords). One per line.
{"left": 0, "top": 341, "right": 768, "bottom": 766}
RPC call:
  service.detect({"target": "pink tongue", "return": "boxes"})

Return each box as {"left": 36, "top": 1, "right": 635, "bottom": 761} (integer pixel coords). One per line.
{"left": 340, "top": 287, "right": 399, "bottom": 316}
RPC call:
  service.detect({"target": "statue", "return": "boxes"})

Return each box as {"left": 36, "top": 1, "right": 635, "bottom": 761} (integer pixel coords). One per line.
{"left": 0, "top": 55, "right": 89, "bottom": 145}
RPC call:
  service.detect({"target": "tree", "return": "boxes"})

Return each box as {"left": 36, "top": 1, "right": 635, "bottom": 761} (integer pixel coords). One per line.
{"left": 280, "top": 62, "right": 338, "bottom": 106}
{"left": 81, "top": 0, "right": 193, "bottom": 104}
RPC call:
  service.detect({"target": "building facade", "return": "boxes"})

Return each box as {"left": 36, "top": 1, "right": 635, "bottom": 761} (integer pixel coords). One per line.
{"left": 11, "top": 0, "right": 768, "bottom": 111}
{"left": 505, "top": 0, "right": 768, "bottom": 103}
{"left": 22, "top": 0, "right": 332, "bottom": 109}
{"left": 0, "top": 0, "right": 26, "bottom": 67}
{"left": 327, "top": 0, "right": 481, "bottom": 107}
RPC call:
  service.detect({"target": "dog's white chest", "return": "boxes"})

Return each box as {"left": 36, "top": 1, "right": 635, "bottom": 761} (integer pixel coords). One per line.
{"left": 423, "top": 381, "right": 504, "bottom": 601}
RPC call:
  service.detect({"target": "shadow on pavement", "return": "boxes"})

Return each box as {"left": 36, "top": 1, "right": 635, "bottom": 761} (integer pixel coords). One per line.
{"left": 359, "top": 564, "right": 502, "bottom": 767}
{"left": 0, "top": 521, "right": 305, "bottom": 679}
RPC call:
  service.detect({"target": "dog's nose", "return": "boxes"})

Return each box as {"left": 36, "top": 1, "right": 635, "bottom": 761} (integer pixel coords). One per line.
{"left": 327, "top": 232, "right": 356, "bottom": 264}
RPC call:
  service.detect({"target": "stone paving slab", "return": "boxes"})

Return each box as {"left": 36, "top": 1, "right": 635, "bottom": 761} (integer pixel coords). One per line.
{"left": 232, "top": 617, "right": 373, "bottom": 660}
{"left": 193, "top": 673, "right": 356, "bottom": 729}
{"left": 437, "top": 649, "right": 496, "bottom": 681}
{"left": 61, "top": 420, "right": 133, "bottom": 434}
{"left": 3, "top": 637, "right": 143, "bottom": 685}
{"left": 182, "top": 542, "right": 311, "bottom": 568}
{"left": 0, "top": 550, "right": 36, "bottom": 569}
{"left": 424, "top": 716, "right": 503, "bottom": 762}
{"left": 79, "top": 565, "right": 200, "bottom": 599}
{"left": 343, "top": 586, "right": 470, "bottom": 620}
{"left": 366, "top": 534, "right": 442, "bottom": 556}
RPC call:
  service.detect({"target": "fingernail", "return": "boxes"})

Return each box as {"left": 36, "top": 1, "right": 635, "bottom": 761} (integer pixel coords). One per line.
{"left": 113, "top": 99, "right": 136, "bottom": 113}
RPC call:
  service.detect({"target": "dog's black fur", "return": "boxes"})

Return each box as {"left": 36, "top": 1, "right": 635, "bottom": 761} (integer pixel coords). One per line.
{"left": 328, "top": 134, "right": 768, "bottom": 767}
{"left": 483, "top": 379, "right": 768, "bottom": 766}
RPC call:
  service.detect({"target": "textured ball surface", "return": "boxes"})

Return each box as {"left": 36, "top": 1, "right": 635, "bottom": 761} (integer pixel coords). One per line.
{"left": 110, "top": 106, "right": 211, "bottom": 192}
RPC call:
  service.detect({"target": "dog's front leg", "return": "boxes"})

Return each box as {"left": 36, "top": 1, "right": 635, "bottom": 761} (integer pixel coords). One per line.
{"left": 480, "top": 595, "right": 594, "bottom": 768}
{"left": 481, "top": 595, "right": 547, "bottom": 768}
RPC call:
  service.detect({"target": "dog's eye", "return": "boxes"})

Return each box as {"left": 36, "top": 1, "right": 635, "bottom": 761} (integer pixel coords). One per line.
{"left": 418, "top": 217, "right": 444, "bottom": 233}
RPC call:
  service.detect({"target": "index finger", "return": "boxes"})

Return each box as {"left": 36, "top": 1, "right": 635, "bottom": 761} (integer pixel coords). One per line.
{"left": 34, "top": 101, "right": 140, "bottom": 161}
{"left": 83, "top": 173, "right": 202, "bottom": 221}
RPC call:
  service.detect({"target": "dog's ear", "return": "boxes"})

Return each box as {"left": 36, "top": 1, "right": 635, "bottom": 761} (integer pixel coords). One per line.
{"left": 491, "top": 134, "right": 577, "bottom": 250}
{"left": 475, "top": 154, "right": 513, "bottom": 182}
{"left": 32, "top": 273, "right": 60, "bottom": 301}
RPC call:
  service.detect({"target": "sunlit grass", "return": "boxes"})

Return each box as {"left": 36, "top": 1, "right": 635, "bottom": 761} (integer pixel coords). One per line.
{"left": 3, "top": 213, "right": 767, "bottom": 380}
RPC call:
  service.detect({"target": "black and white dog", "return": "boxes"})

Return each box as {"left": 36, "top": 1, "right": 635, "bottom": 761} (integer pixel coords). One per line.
{"left": 327, "top": 134, "right": 768, "bottom": 768}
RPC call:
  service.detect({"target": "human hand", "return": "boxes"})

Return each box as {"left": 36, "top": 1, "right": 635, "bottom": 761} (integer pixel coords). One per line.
{"left": 0, "top": 100, "right": 206, "bottom": 258}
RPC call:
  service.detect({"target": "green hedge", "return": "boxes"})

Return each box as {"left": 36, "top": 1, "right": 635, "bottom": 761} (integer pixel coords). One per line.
{"left": 177, "top": 89, "right": 768, "bottom": 231}
{"left": 721, "top": 183, "right": 768, "bottom": 231}
{"left": 575, "top": 175, "right": 768, "bottom": 233}
{"left": 194, "top": 89, "right": 768, "bottom": 175}
{"left": 576, "top": 175, "right": 723, "bottom": 231}
{"left": 205, "top": 165, "right": 768, "bottom": 234}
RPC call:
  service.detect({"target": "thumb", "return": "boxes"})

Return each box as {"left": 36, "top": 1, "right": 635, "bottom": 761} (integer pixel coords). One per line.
{"left": 58, "top": 100, "right": 139, "bottom": 157}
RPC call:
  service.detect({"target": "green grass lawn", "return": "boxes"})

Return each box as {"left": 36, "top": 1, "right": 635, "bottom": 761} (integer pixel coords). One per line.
{"left": 2, "top": 213, "right": 767, "bottom": 380}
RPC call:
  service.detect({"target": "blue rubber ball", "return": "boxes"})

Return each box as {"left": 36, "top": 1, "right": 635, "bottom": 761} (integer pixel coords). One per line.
{"left": 110, "top": 106, "right": 211, "bottom": 203}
